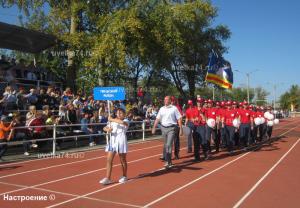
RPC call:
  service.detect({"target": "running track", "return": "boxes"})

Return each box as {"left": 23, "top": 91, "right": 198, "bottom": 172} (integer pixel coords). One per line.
{"left": 0, "top": 117, "right": 299, "bottom": 208}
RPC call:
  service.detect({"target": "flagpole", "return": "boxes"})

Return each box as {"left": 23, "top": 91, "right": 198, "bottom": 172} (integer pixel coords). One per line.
{"left": 206, "top": 50, "right": 233, "bottom": 94}
{"left": 221, "top": 89, "right": 223, "bottom": 100}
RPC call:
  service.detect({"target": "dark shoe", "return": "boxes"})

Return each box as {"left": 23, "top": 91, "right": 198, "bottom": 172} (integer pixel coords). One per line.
{"left": 174, "top": 155, "right": 179, "bottom": 160}
{"left": 193, "top": 158, "right": 201, "bottom": 162}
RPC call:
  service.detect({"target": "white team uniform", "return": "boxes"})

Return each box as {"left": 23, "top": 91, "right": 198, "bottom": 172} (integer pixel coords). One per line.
{"left": 105, "top": 119, "right": 129, "bottom": 153}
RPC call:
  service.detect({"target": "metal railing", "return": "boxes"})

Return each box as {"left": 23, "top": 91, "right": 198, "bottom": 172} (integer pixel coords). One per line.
{"left": 3, "top": 120, "right": 157, "bottom": 156}
{"left": 15, "top": 78, "right": 63, "bottom": 89}
{"left": 0, "top": 79, "right": 63, "bottom": 92}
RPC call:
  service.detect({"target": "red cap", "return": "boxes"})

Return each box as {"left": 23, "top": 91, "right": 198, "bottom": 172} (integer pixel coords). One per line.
{"left": 204, "top": 99, "right": 208, "bottom": 103}
{"left": 188, "top": 100, "right": 193, "bottom": 105}
{"left": 243, "top": 101, "right": 248, "bottom": 105}
{"left": 215, "top": 101, "right": 220, "bottom": 106}
{"left": 197, "top": 98, "right": 203, "bottom": 103}
{"left": 207, "top": 99, "right": 213, "bottom": 104}
{"left": 226, "top": 101, "right": 232, "bottom": 106}
{"left": 220, "top": 101, "right": 226, "bottom": 106}
{"left": 232, "top": 101, "right": 237, "bottom": 105}
{"left": 239, "top": 102, "right": 243, "bottom": 106}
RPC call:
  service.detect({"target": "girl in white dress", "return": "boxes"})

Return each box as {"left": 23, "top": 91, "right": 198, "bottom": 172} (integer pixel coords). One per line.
{"left": 100, "top": 108, "right": 129, "bottom": 185}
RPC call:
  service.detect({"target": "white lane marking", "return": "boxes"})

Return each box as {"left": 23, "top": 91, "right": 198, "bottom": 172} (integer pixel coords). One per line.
{"left": 0, "top": 144, "right": 163, "bottom": 179}
{"left": 141, "top": 124, "right": 300, "bottom": 207}
{"left": 0, "top": 137, "right": 161, "bottom": 167}
{"left": 232, "top": 138, "right": 300, "bottom": 208}
{"left": 0, "top": 151, "right": 165, "bottom": 197}
{"left": 0, "top": 181, "right": 142, "bottom": 208}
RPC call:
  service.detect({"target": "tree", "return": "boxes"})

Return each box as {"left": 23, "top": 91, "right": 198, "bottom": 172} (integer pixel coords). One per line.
{"left": 1, "top": 0, "right": 230, "bottom": 100}
{"left": 279, "top": 85, "right": 300, "bottom": 111}
{"left": 219, "top": 87, "right": 254, "bottom": 102}
{"left": 254, "top": 87, "right": 269, "bottom": 106}
{"left": 145, "top": 0, "right": 230, "bottom": 98}
{"left": 85, "top": 0, "right": 230, "bottom": 99}
{"left": 0, "top": 0, "right": 130, "bottom": 90}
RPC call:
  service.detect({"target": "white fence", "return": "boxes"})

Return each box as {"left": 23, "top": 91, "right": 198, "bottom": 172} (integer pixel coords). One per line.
{"left": 290, "top": 112, "right": 300, "bottom": 117}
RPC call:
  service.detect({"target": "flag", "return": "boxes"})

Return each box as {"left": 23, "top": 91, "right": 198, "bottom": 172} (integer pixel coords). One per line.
{"left": 205, "top": 51, "right": 233, "bottom": 89}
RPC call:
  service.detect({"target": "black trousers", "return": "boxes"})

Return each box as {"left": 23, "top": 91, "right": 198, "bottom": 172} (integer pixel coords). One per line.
{"left": 251, "top": 125, "right": 258, "bottom": 143}
{"left": 220, "top": 127, "right": 227, "bottom": 147}
{"left": 194, "top": 125, "right": 208, "bottom": 160}
{"left": 206, "top": 125, "right": 220, "bottom": 152}
{"left": 225, "top": 126, "right": 236, "bottom": 152}
{"left": 173, "top": 127, "right": 180, "bottom": 157}
{"left": 239, "top": 123, "right": 250, "bottom": 147}
{"left": 0, "top": 141, "right": 8, "bottom": 158}
{"left": 259, "top": 123, "right": 267, "bottom": 140}
{"left": 266, "top": 126, "right": 273, "bottom": 138}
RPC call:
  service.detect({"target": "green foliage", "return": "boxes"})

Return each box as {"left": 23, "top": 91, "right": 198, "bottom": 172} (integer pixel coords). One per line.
{"left": 255, "top": 86, "right": 269, "bottom": 106}
{"left": 195, "top": 86, "right": 266, "bottom": 104}
{"left": 1, "top": 0, "right": 230, "bottom": 99}
{"left": 279, "top": 85, "right": 300, "bottom": 110}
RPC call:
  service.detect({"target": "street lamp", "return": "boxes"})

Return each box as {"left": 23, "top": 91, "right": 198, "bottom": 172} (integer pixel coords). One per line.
{"left": 235, "top": 69, "right": 259, "bottom": 103}
{"left": 266, "top": 82, "right": 285, "bottom": 115}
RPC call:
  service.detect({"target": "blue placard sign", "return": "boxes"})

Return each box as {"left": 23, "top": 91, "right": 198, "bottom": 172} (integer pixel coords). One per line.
{"left": 93, "top": 87, "right": 125, "bottom": 101}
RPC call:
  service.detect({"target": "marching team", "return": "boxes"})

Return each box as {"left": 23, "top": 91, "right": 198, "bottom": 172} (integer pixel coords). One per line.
{"left": 99, "top": 95, "right": 278, "bottom": 185}
{"left": 152, "top": 96, "right": 278, "bottom": 169}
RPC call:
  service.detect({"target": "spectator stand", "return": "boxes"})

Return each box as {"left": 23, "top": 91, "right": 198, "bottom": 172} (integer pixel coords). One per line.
{"left": 2, "top": 119, "right": 160, "bottom": 159}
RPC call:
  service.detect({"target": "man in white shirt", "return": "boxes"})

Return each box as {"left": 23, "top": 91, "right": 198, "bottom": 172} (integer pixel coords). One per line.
{"left": 152, "top": 96, "right": 183, "bottom": 169}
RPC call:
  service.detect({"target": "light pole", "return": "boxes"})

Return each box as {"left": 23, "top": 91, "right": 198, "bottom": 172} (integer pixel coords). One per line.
{"left": 235, "top": 69, "right": 259, "bottom": 103}
{"left": 246, "top": 72, "right": 250, "bottom": 103}
{"left": 273, "top": 84, "right": 276, "bottom": 110}
{"left": 266, "top": 82, "right": 284, "bottom": 115}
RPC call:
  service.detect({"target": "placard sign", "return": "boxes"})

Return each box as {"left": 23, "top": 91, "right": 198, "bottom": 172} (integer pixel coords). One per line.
{"left": 93, "top": 87, "right": 125, "bottom": 101}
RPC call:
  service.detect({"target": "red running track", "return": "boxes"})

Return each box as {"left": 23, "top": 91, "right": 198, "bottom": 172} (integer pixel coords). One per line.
{"left": 0, "top": 117, "right": 299, "bottom": 208}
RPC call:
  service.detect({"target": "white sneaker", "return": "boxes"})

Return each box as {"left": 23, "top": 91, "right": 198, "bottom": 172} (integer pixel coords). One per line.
{"left": 99, "top": 178, "right": 112, "bottom": 185}
{"left": 164, "top": 162, "right": 173, "bottom": 169}
{"left": 89, "top": 142, "right": 95, "bottom": 147}
{"left": 24, "top": 152, "right": 30, "bottom": 156}
{"left": 118, "top": 176, "right": 128, "bottom": 183}
{"left": 31, "top": 144, "right": 38, "bottom": 148}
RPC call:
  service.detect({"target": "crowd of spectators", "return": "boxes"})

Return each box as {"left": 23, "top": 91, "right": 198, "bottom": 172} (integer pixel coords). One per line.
{"left": 0, "top": 84, "right": 159, "bottom": 156}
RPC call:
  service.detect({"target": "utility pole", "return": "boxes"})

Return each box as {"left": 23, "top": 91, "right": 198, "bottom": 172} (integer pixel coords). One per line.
{"left": 235, "top": 69, "right": 259, "bottom": 103}
{"left": 246, "top": 73, "right": 250, "bottom": 103}
{"left": 267, "top": 82, "right": 284, "bottom": 119}
{"left": 273, "top": 84, "right": 278, "bottom": 117}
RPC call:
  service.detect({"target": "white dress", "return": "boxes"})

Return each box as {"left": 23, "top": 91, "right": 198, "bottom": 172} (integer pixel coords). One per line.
{"left": 105, "top": 119, "right": 129, "bottom": 153}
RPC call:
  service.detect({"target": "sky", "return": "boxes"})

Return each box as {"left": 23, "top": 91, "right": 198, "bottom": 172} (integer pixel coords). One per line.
{"left": 1, "top": 1, "right": 300, "bottom": 102}
{"left": 211, "top": 0, "right": 300, "bottom": 101}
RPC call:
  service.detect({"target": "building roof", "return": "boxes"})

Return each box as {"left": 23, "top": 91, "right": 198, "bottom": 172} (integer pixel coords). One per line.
{"left": 0, "top": 22, "right": 57, "bottom": 53}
